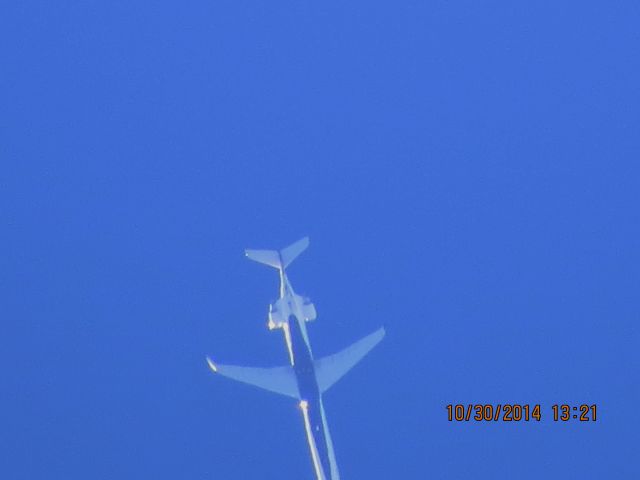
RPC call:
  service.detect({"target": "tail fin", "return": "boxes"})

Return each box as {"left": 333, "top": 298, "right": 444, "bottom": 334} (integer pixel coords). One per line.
{"left": 245, "top": 237, "right": 309, "bottom": 270}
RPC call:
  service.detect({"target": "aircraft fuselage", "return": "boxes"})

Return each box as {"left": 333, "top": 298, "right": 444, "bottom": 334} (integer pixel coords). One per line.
{"left": 279, "top": 275, "right": 339, "bottom": 480}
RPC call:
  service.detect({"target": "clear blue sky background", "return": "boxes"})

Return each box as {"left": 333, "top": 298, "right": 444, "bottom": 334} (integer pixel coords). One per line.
{"left": 2, "top": 1, "right": 639, "bottom": 479}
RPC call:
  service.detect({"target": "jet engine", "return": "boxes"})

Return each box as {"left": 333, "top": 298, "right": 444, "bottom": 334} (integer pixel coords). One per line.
{"left": 267, "top": 295, "right": 317, "bottom": 330}
{"left": 300, "top": 296, "right": 317, "bottom": 322}
{"left": 268, "top": 302, "right": 288, "bottom": 330}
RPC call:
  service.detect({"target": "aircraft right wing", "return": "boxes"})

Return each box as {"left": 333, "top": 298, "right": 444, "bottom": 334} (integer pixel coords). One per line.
{"left": 314, "top": 327, "right": 386, "bottom": 394}
{"left": 206, "top": 358, "right": 300, "bottom": 399}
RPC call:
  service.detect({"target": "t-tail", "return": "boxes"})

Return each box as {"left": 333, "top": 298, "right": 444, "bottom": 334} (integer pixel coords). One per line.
{"left": 245, "top": 237, "right": 309, "bottom": 271}
{"left": 246, "top": 237, "right": 310, "bottom": 304}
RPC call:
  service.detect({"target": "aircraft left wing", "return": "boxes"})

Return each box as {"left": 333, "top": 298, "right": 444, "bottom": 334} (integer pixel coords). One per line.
{"left": 206, "top": 358, "right": 300, "bottom": 399}
{"left": 314, "top": 327, "right": 385, "bottom": 394}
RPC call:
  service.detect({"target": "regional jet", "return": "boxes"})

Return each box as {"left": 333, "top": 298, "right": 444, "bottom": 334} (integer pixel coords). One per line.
{"left": 206, "top": 237, "right": 385, "bottom": 480}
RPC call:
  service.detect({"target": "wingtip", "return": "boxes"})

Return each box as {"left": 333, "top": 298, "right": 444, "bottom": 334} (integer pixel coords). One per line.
{"left": 206, "top": 356, "right": 218, "bottom": 373}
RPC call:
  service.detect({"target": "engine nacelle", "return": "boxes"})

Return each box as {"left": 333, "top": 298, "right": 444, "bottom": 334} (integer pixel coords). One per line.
{"left": 300, "top": 296, "right": 317, "bottom": 322}
{"left": 267, "top": 295, "right": 317, "bottom": 329}
{"left": 268, "top": 302, "right": 288, "bottom": 330}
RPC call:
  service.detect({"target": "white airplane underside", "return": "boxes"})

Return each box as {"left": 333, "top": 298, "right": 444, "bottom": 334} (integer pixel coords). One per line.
{"left": 207, "top": 237, "right": 385, "bottom": 480}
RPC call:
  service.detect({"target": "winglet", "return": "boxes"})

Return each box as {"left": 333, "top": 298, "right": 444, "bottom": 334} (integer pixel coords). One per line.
{"left": 206, "top": 357, "right": 218, "bottom": 373}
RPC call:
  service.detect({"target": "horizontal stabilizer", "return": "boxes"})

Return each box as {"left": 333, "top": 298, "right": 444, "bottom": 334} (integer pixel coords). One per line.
{"left": 245, "top": 237, "right": 309, "bottom": 270}
{"left": 314, "top": 327, "right": 386, "bottom": 393}
{"left": 206, "top": 357, "right": 299, "bottom": 399}
{"left": 280, "top": 237, "right": 309, "bottom": 269}
{"left": 244, "top": 249, "right": 281, "bottom": 269}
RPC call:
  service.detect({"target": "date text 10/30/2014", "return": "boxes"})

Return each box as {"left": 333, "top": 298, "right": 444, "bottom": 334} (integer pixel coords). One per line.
{"left": 446, "top": 404, "right": 597, "bottom": 422}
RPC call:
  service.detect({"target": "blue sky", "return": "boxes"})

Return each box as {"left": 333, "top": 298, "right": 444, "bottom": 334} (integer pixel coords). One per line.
{"left": 2, "top": 1, "right": 639, "bottom": 478}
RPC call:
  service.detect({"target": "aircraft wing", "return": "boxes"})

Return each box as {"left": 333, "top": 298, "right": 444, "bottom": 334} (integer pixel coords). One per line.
{"left": 206, "top": 357, "right": 300, "bottom": 399}
{"left": 314, "top": 327, "right": 385, "bottom": 394}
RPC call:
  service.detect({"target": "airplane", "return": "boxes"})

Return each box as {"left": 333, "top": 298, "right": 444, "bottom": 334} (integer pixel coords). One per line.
{"left": 206, "top": 237, "right": 385, "bottom": 480}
